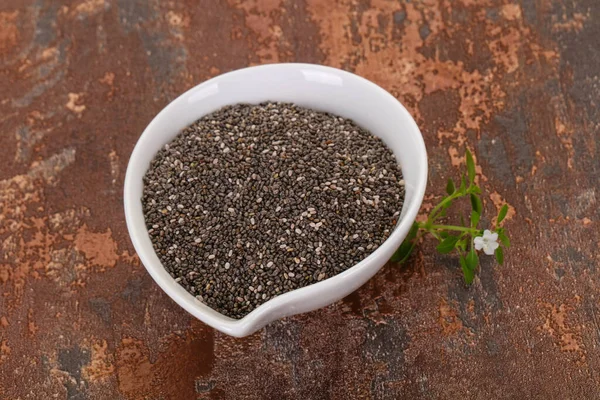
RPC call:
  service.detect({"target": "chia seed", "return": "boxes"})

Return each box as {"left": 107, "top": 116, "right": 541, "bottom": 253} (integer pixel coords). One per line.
{"left": 142, "top": 102, "right": 405, "bottom": 319}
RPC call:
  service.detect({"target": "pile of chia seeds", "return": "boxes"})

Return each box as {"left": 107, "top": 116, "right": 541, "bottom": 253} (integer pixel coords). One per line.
{"left": 142, "top": 102, "right": 404, "bottom": 319}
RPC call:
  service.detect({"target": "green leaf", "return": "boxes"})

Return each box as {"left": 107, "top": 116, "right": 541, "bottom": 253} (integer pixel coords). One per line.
{"left": 441, "top": 198, "right": 454, "bottom": 210}
{"left": 471, "top": 185, "right": 482, "bottom": 194}
{"left": 497, "top": 204, "right": 509, "bottom": 225}
{"left": 446, "top": 178, "right": 456, "bottom": 195}
{"left": 498, "top": 231, "right": 511, "bottom": 248}
{"left": 436, "top": 235, "right": 460, "bottom": 254}
{"left": 457, "top": 238, "right": 468, "bottom": 252}
{"left": 471, "top": 210, "right": 481, "bottom": 228}
{"left": 470, "top": 193, "right": 482, "bottom": 215}
{"left": 466, "top": 248, "right": 479, "bottom": 272}
{"left": 495, "top": 246, "right": 504, "bottom": 265}
{"left": 390, "top": 241, "right": 415, "bottom": 263}
{"left": 459, "top": 176, "right": 467, "bottom": 194}
{"left": 439, "top": 231, "right": 449, "bottom": 239}
{"left": 391, "top": 222, "right": 419, "bottom": 263}
{"left": 460, "top": 255, "right": 474, "bottom": 285}
{"left": 406, "top": 222, "right": 419, "bottom": 242}
{"left": 466, "top": 148, "right": 476, "bottom": 184}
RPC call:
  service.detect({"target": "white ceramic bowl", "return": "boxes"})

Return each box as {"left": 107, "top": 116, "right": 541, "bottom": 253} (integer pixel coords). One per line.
{"left": 124, "top": 64, "right": 427, "bottom": 337}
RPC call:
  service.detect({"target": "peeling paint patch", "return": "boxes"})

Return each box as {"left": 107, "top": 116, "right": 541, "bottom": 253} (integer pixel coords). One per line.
{"left": 501, "top": 4, "right": 522, "bottom": 21}
{"left": 541, "top": 300, "right": 585, "bottom": 357}
{"left": 448, "top": 146, "right": 465, "bottom": 167}
{"left": 74, "top": 224, "right": 119, "bottom": 269}
{"left": 489, "top": 191, "right": 516, "bottom": 222}
{"left": 116, "top": 337, "right": 152, "bottom": 397}
{"left": 0, "top": 148, "right": 75, "bottom": 301}
{"left": 439, "top": 297, "right": 465, "bottom": 336}
{"left": 66, "top": 92, "right": 86, "bottom": 115}
{"left": 70, "top": 0, "right": 109, "bottom": 18}
{"left": 553, "top": 12, "right": 587, "bottom": 32}
{"left": 82, "top": 339, "right": 115, "bottom": 381}
{"left": 0, "top": 11, "right": 19, "bottom": 52}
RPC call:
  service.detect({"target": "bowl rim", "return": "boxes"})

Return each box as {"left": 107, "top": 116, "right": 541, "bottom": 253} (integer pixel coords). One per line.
{"left": 124, "top": 63, "right": 428, "bottom": 337}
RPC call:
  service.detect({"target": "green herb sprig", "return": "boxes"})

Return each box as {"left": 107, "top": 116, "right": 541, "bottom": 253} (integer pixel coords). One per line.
{"left": 391, "top": 149, "right": 510, "bottom": 284}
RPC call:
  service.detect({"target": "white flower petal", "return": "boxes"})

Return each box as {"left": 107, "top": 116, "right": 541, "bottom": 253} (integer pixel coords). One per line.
{"left": 483, "top": 243, "right": 497, "bottom": 256}
{"left": 488, "top": 231, "right": 499, "bottom": 242}
{"left": 489, "top": 241, "right": 500, "bottom": 252}
{"left": 474, "top": 236, "right": 484, "bottom": 250}
{"left": 483, "top": 230, "right": 494, "bottom": 240}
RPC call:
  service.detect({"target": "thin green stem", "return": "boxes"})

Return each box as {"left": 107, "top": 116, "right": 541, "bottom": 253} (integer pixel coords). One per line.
{"left": 427, "top": 229, "right": 442, "bottom": 241}
{"left": 430, "top": 224, "right": 481, "bottom": 234}
{"left": 427, "top": 193, "right": 460, "bottom": 224}
{"left": 428, "top": 186, "right": 477, "bottom": 224}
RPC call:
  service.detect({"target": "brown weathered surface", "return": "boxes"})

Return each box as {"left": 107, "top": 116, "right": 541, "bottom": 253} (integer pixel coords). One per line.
{"left": 0, "top": 0, "right": 598, "bottom": 398}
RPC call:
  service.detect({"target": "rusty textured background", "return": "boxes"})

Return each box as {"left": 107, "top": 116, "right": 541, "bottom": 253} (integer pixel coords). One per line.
{"left": 1, "top": 0, "right": 599, "bottom": 399}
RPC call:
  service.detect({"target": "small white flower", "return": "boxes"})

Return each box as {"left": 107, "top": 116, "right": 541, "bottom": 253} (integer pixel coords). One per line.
{"left": 474, "top": 230, "right": 499, "bottom": 255}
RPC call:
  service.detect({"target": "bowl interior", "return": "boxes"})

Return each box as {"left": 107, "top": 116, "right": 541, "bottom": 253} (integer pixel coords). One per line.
{"left": 124, "top": 64, "right": 427, "bottom": 335}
